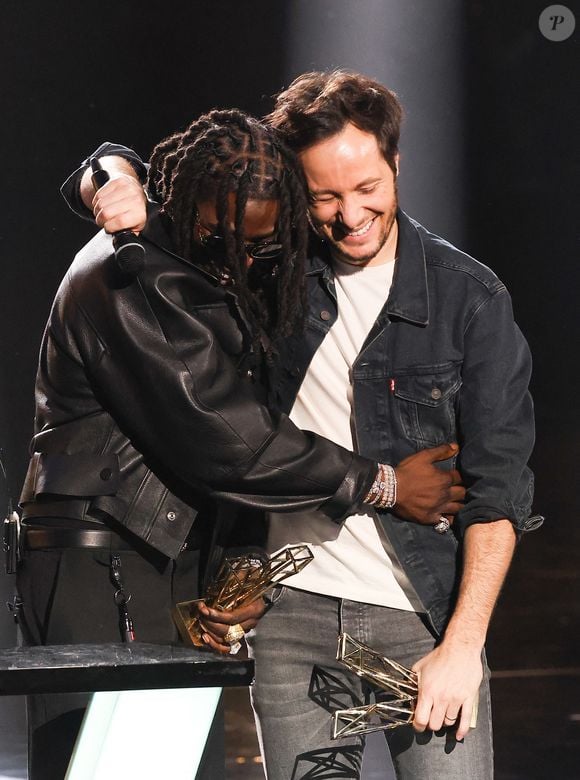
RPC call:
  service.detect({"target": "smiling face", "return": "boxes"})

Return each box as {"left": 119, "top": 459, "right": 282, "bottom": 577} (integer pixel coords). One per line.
{"left": 299, "top": 123, "right": 399, "bottom": 267}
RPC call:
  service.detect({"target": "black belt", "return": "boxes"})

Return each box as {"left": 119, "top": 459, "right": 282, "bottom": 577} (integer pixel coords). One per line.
{"left": 23, "top": 527, "right": 135, "bottom": 551}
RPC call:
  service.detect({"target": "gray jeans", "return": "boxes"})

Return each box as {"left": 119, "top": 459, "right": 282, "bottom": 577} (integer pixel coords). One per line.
{"left": 247, "top": 586, "right": 493, "bottom": 780}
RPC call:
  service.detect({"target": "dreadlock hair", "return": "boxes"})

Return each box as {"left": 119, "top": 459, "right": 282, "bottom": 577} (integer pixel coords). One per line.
{"left": 148, "top": 109, "right": 309, "bottom": 361}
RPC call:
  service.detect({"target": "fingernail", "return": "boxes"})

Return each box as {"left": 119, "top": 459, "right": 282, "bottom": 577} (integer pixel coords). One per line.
{"left": 202, "top": 633, "right": 210, "bottom": 644}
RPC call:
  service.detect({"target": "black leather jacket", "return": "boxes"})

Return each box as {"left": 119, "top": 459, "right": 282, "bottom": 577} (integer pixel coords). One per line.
{"left": 20, "top": 208, "right": 375, "bottom": 559}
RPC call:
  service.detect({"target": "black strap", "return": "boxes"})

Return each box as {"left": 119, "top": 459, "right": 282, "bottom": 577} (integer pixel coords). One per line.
{"left": 23, "top": 527, "right": 134, "bottom": 551}
{"left": 109, "top": 554, "right": 135, "bottom": 642}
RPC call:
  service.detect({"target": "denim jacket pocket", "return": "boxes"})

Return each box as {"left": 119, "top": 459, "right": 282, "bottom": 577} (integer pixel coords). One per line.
{"left": 392, "top": 363, "right": 462, "bottom": 446}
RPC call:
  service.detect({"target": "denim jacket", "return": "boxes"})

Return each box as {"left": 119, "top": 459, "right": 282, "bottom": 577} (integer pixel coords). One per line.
{"left": 270, "top": 211, "right": 537, "bottom": 633}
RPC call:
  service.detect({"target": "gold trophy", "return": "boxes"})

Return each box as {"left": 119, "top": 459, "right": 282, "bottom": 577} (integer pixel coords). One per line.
{"left": 332, "top": 633, "right": 478, "bottom": 738}
{"left": 173, "top": 545, "right": 313, "bottom": 648}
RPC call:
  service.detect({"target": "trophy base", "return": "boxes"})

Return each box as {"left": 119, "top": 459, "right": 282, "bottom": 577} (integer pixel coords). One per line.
{"left": 172, "top": 599, "right": 205, "bottom": 647}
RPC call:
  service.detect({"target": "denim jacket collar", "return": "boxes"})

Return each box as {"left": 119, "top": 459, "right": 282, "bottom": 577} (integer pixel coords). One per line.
{"left": 307, "top": 210, "right": 429, "bottom": 326}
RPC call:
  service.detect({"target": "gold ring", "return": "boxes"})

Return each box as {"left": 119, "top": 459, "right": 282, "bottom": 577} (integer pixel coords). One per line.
{"left": 224, "top": 623, "right": 245, "bottom": 645}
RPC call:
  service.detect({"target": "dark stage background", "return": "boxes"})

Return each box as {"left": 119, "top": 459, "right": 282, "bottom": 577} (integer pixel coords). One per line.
{"left": 0, "top": 2, "right": 578, "bottom": 778}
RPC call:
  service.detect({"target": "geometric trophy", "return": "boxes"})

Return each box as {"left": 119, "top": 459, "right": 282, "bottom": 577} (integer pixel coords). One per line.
{"left": 332, "top": 633, "right": 477, "bottom": 739}
{"left": 332, "top": 633, "right": 418, "bottom": 738}
{"left": 173, "top": 545, "right": 313, "bottom": 647}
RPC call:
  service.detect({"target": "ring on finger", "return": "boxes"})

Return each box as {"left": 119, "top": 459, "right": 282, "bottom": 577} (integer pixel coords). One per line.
{"left": 434, "top": 516, "right": 450, "bottom": 534}
{"left": 224, "top": 623, "right": 245, "bottom": 645}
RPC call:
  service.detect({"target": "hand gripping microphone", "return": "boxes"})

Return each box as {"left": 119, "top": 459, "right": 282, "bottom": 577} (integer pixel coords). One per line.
{"left": 90, "top": 157, "right": 146, "bottom": 277}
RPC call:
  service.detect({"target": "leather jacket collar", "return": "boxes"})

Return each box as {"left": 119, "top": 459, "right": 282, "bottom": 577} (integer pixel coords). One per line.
{"left": 141, "top": 204, "right": 225, "bottom": 288}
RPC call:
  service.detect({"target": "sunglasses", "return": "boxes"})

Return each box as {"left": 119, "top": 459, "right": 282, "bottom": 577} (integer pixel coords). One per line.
{"left": 198, "top": 231, "right": 284, "bottom": 262}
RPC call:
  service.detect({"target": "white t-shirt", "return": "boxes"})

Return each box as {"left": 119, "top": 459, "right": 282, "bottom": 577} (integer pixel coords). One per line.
{"left": 268, "top": 257, "right": 421, "bottom": 610}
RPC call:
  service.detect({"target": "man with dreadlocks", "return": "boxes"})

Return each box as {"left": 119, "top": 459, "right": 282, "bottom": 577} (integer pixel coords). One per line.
{"left": 147, "top": 109, "right": 309, "bottom": 361}
{"left": 19, "top": 110, "right": 461, "bottom": 779}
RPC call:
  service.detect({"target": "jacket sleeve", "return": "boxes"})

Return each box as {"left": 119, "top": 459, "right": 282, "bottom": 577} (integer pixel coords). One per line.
{"left": 60, "top": 142, "right": 149, "bottom": 221}
{"left": 50, "top": 239, "right": 376, "bottom": 519}
{"left": 455, "top": 286, "right": 537, "bottom": 534}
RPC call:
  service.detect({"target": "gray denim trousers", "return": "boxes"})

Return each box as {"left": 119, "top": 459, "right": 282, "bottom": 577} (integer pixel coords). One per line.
{"left": 247, "top": 586, "right": 493, "bottom": 780}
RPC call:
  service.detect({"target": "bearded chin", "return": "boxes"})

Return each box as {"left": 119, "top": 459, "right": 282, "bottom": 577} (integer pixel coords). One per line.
{"left": 331, "top": 230, "right": 389, "bottom": 265}
{"left": 326, "top": 191, "right": 398, "bottom": 266}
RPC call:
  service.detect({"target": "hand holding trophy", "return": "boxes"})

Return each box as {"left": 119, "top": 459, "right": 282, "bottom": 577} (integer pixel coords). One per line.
{"left": 332, "top": 633, "right": 477, "bottom": 738}
{"left": 173, "top": 545, "right": 313, "bottom": 652}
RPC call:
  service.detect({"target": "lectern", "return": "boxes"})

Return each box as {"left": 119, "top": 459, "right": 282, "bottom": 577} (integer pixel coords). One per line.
{"left": 0, "top": 643, "right": 254, "bottom": 779}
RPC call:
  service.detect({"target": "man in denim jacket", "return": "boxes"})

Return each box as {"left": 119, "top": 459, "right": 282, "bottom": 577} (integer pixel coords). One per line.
{"left": 251, "top": 70, "right": 537, "bottom": 780}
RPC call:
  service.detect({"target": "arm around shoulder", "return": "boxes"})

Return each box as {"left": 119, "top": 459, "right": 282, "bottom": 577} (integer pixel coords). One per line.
{"left": 61, "top": 141, "right": 148, "bottom": 222}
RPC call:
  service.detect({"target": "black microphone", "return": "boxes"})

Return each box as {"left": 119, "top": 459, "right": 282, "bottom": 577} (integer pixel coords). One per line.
{"left": 90, "top": 157, "right": 145, "bottom": 277}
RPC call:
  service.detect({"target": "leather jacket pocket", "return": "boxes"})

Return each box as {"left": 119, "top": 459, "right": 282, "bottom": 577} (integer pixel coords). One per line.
{"left": 20, "top": 452, "right": 120, "bottom": 502}
{"left": 392, "top": 363, "right": 462, "bottom": 446}
{"left": 188, "top": 302, "right": 246, "bottom": 358}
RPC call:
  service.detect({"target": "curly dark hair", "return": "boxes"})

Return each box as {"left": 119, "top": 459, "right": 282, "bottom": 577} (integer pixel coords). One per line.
{"left": 148, "top": 109, "right": 309, "bottom": 358}
{"left": 267, "top": 70, "right": 403, "bottom": 174}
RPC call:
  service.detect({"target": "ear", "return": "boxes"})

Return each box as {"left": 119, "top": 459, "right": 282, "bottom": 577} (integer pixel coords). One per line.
{"left": 394, "top": 153, "right": 400, "bottom": 177}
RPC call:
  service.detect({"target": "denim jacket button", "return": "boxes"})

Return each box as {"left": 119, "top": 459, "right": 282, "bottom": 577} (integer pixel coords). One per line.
{"left": 431, "top": 387, "right": 442, "bottom": 400}
{"left": 320, "top": 310, "right": 331, "bottom": 321}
